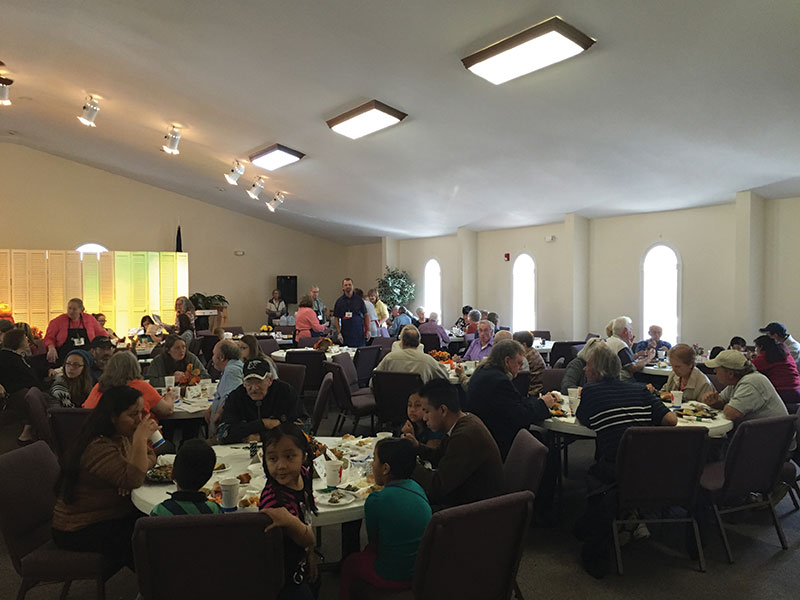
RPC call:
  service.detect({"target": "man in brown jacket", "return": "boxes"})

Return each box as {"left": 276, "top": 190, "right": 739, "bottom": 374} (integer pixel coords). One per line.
{"left": 404, "top": 378, "right": 504, "bottom": 508}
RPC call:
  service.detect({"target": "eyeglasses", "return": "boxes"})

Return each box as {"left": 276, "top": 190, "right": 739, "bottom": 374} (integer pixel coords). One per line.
{"left": 64, "top": 362, "right": 84, "bottom": 368}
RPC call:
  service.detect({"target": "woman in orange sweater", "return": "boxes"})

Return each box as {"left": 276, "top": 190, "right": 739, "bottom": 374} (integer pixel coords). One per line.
{"left": 53, "top": 385, "right": 158, "bottom": 568}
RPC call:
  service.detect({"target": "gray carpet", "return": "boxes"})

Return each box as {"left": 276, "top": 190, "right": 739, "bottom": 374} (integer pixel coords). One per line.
{"left": 1, "top": 407, "right": 797, "bottom": 600}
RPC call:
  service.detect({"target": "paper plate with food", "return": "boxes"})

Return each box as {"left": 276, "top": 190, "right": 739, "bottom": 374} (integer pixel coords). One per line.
{"left": 316, "top": 489, "right": 357, "bottom": 506}
{"left": 146, "top": 464, "right": 174, "bottom": 483}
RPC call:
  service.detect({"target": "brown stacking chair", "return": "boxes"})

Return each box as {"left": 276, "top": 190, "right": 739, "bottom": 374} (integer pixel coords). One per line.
{"left": 188, "top": 336, "right": 202, "bottom": 358}
{"left": 25, "top": 387, "right": 55, "bottom": 450}
{"left": 420, "top": 333, "right": 442, "bottom": 354}
{"left": 133, "top": 513, "right": 284, "bottom": 600}
{"left": 613, "top": 427, "right": 709, "bottom": 574}
{"left": 541, "top": 368, "right": 565, "bottom": 394}
{"left": 275, "top": 362, "right": 306, "bottom": 398}
{"left": 504, "top": 429, "right": 549, "bottom": 495}
{"left": 258, "top": 338, "right": 281, "bottom": 356}
{"left": 700, "top": 415, "right": 797, "bottom": 563}
{"left": 296, "top": 337, "right": 319, "bottom": 348}
{"left": 222, "top": 325, "right": 245, "bottom": 335}
{"left": 354, "top": 345, "right": 382, "bottom": 387}
{"left": 286, "top": 349, "right": 326, "bottom": 397}
{"left": 371, "top": 372, "right": 423, "bottom": 431}
{"left": 48, "top": 407, "right": 92, "bottom": 459}
{"left": 0, "top": 442, "right": 123, "bottom": 600}
{"left": 272, "top": 325, "right": 295, "bottom": 336}
{"left": 325, "top": 361, "right": 376, "bottom": 435}
{"left": 352, "top": 491, "right": 535, "bottom": 600}
{"left": 549, "top": 341, "right": 583, "bottom": 368}
{"left": 512, "top": 371, "right": 532, "bottom": 397}
{"left": 310, "top": 372, "right": 335, "bottom": 436}
{"left": 532, "top": 330, "right": 551, "bottom": 341}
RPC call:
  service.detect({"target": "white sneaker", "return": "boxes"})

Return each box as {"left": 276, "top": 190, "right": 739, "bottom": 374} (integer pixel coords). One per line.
{"left": 633, "top": 523, "right": 651, "bottom": 540}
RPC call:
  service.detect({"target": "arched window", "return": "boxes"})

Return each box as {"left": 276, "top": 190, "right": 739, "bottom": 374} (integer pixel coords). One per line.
{"left": 512, "top": 254, "right": 536, "bottom": 332}
{"left": 423, "top": 259, "right": 442, "bottom": 321}
{"left": 75, "top": 242, "right": 108, "bottom": 259}
{"left": 642, "top": 244, "right": 680, "bottom": 344}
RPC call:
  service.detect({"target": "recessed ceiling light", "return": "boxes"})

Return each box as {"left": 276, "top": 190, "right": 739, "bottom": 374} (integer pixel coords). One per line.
{"left": 77, "top": 96, "right": 100, "bottom": 127}
{"left": 249, "top": 143, "right": 304, "bottom": 171}
{"left": 461, "top": 16, "right": 595, "bottom": 85}
{"left": 326, "top": 99, "right": 408, "bottom": 139}
{"left": 224, "top": 160, "right": 245, "bottom": 185}
{"left": 0, "top": 76, "right": 13, "bottom": 106}
{"left": 247, "top": 177, "right": 266, "bottom": 200}
{"left": 266, "top": 191, "right": 285, "bottom": 212}
{"left": 162, "top": 126, "right": 181, "bottom": 155}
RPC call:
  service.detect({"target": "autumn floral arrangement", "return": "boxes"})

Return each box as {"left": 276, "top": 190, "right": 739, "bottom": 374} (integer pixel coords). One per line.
{"left": 314, "top": 337, "right": 333, "bottom": 352}
{"left": 176, "top": 364, "right": 203, "bottom": 386}
{"left": 260, "top": 324, "right": 274, "bottom": 332}
{"left": 429, "top": 349, "right": 455, "bottom": 368}
{"left": 692, "top": 344, "right": 705, "bottom": 357}
{"left": 31, "top": 326, "right": 44, "bottom": 339}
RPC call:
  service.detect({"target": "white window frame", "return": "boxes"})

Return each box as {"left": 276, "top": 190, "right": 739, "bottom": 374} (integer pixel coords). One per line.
{"left": 639, "top": 242, "right": 682, "bottom": 344}
{"left": 512, "top": 252, "right": 537, "bottom": 332}
{"left": 423, "top": 257, "right": 442, "bottom": 323}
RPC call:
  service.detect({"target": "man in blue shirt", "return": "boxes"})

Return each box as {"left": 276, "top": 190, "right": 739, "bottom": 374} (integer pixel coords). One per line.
{"left": 205, "top": 340, "right": 243, "bottom": 438}
{"left": 333, "top": 278, "right": 369, "bottom": 347}
{"left": 388, "top": 307, "right": 412, "bottom": 337}
{"left": 632, "top": 324, "right": 672, "bottom": 355}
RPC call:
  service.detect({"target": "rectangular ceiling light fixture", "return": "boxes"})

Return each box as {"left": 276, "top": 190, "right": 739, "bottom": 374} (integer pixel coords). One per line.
{"left": 326, "top": 99, "right": 408, "bottom": 139}
{"left": 462, "top": 16, "right": 595, "bottom": 85}
{"left": 249, "top": 143, "right": 305, "bottom": 171}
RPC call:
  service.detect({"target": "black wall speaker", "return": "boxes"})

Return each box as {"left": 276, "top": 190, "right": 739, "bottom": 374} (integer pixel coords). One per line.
{"left": 277, "top": 275, "right": 298, "bottom": 305}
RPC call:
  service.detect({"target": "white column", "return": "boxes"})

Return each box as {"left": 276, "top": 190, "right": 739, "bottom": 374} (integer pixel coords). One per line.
{"left": 381, "top": 237, "right": 397, "bottom": 270}
{"left": 563, "top": 214, "right": 590, "bottom": 339}
{"left": 733, "top": 190, "right": 765, "bottom": 333}
{"left": 457, "top": 227, "right": 477, "bottom": 308}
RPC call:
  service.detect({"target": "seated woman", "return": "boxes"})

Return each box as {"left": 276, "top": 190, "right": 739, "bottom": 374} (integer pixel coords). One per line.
{"left": 93, "top": 313, "right": 118, "bottom": 340}
{"left": 52, "top": 385, "right": 158, "bottom": 568}
{"left": 653, "top": 343, "right": 714, "bottom": 402}
{"left": 85, "top": 351, "right": 176, "bottom": 421}
{"left": 561, "top": 337, "right": 604, "bottom": 395}
{"left": 728, "top": 336, "right": 747, "bottom": 352}
{"left": 176, "top": 313, "right": 195, "bottom": 347}
{"left": 294, "top": 295, "right": 326, "bottom": 341}
{"left": 512, "top": 330, "right": 546, "bottom": 397}
{"left": 340, "top": 438, "right": 432, "bottom": 599}
{"left": 165, "top": 297, "right": 196, "bottom": 334}
{"left": 145, "top": 335, "right": 208, "bottom": 387}
{"left": 137, "top": 315, "right": 163, "bottom": 344}
{"left": 50, "top": 349, "right": 94, "bottom": 408}
{"left": 0, "top": 327, "right": 46, "bottom": 445}
{"left": 752, "top": 335, "right": 800, "bottom": 411}
{"left": 401, "top": 392, "right": 443, "bottom": 449}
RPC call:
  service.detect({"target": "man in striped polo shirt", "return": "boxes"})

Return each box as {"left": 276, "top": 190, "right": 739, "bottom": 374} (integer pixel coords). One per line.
{"left": 150, "top": 440, "right": 222, "bottom": 516}
{"left": 576, "top": 345, "right": 677, "bottom": 484}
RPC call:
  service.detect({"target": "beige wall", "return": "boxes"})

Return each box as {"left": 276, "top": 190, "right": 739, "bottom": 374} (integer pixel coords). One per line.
{"left": 764, "top": 196, "right": 800, "bottom": 337}
{"left": 396, "top": 235, "right": 460, "bottom": 325}
{"left": 344, "top": 243, "right": 383, "bottom": 296}
{"left": 0, "top": 143, "right": 347, "bottom": 330}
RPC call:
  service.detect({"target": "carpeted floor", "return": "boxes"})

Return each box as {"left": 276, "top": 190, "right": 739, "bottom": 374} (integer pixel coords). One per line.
{"left": 1, "top": 406, "right": 797, "bottom": 600}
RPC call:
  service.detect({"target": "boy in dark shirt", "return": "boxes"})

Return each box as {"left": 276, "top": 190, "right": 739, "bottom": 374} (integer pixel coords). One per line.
{"left": 150, "top": 439, "right": 222, "bottom": 516}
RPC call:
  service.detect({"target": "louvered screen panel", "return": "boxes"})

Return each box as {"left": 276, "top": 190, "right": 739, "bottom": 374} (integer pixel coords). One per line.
{"left": 0, "top": 250, "right": 11, "bottom": 309}
{"left": 176, "top": 252, "right": 189, "bottom": 299}
{"left": 28, "top": 250, "right": 49, "bottom": 331}
{"left": 11, "top": 250, "right": 30, "bottom": 324}
{"left": 98, "top": 252, "right": 115, "bottom": 329}
{"left": 131, "top": 252, "right": 148, "bottom": 315}
{"left": 114, "top": 252, "right": 132, "bottom": 337}
{"left": 48, "top": 251, "right": 66, "bottom": 323}
{"left": 159, "top": 252, "right": 176, "bottom": 325}
{"left": 65, "top": 251, "right": 83, "bottom": 302}
{"left": 82, "top": 255, "right": 100, "bottom": 314}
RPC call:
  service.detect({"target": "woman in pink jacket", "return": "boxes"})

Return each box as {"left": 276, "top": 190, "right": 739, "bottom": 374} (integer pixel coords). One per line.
{"left": 44, "top": 298, "right": 107, "bottom": 363}
{"left": 294, "top": 295, "right": 327, "bottom": 341}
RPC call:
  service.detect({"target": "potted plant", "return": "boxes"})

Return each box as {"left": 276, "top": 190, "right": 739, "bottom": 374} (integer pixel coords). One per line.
{"left": 190, "top": 293, "right": 229, "bottom": 330}
{"left": 376, "top": 266, "right": 415, "bottom": 309}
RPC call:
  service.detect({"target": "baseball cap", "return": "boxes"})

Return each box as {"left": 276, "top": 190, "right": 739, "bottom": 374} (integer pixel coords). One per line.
{"left": 759, "top": 322, "right": 788, "bottom": 337}
{"left": 90, "top": 336, "right": 114, "bottom": 349}
{"left": 242, "top": 359, "right": 275, "bottom": 381}
{"left": 704, "top": 349, "right": 748, "bottom": 370}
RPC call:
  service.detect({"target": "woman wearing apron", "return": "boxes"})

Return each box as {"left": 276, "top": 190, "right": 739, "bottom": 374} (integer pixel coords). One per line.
{"left": 44, "top": 298, "right": 107, "bottom": 364}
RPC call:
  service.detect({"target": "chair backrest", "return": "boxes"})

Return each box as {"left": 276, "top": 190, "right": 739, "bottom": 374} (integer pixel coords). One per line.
{"left": 371, "top": 336, "right": 394, "bottom": 348}
{"left": 570, "top": 344, "right": 585, "bottom": 359}
{"left": 552, "top": 356, "right": 565, "bottom": 368}
{"left": 512, "top": 371, "right": 531, "bottom": 397}
{"left": 464, "top": 333, "right": 475, "bottom": 343}
{"left": 28, "top": 352, "right": 52, "bottom": 380}
{"left": 272, "top": 325, "right": 295, "bottom": 336}
{"left": 585, "top": 333, "right": 600, "bottom": 341}
{"left": 332, "top": 352, "right": 360, "bottom": 394}
{"left": 26, "top": 387, "right": 54, "bottom": 449}
{"left": 720, "top": 415, "right": 797, "bottom": 500}
{"left": 199, "top": 334, "right": 219, "bottom": 364}
{"left": 258, "top": 338, "right": 280, "bottom": 356}
{"left": 549, "top": 341, "right": 584, "bottom": 368}
{"left": 296, "top": 337, "right": 319, "bottom": 348}
{"left": 324, "top": 361, "right": 354, "bottom": 411}
{"left": 371, "top": 371, "right": 423, "bottom": 427}
{"left": 354, "top": 345, "right": 382, "bottom": 387}
{"left": 48, "top": 407, "right": 92, "bottom": 459}
{"left": 188, "top": 337, "right": 202, "bottom": 358}
{"left": 222, "top": 326, "right": 245, "bottom": 335}
{"left": 413, "top": 491, "right": 534, "bottom": 600}
{"left": 421, "top": 333, "right": 442, "bottom": 354}
{"left": 275, "top": 362, "right": 306, "bottom": 398}
{"left": 285, "top": 350, "right": 326, "bottom": 392}
{"left": 541, "top": 368, "right": 565, "bottom": 393}
{"left": 310, "top": 372, "right": 334, "bottom": 436}
{"left": 0, "top": 441, "right": 60, "bottom": 574}
{"left": 503, "top": 430, "right": 549, "bottom": 494}
{"left": 615, "top": 427, "right": 709, "bottom": 511}
{"left": 133, "top": 513, "right": 284, "bottom": 600}
{"left": 532, "top": 330, "right": 551, "bottom": 341}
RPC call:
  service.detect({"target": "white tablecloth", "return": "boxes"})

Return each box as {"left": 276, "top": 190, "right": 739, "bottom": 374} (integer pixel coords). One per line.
{"left": 270, "top": 348, "right": 357, "bottom": 363}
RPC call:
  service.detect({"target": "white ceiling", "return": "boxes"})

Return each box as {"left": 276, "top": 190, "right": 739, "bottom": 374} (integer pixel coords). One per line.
{"left": 2, "top": 1, "right": 800, "bottom": 244}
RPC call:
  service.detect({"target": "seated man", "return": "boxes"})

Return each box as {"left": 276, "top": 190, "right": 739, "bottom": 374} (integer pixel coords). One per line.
{"left": 467, "top": 340, "right": 555, "bottom": 459}
{"left": 512, "top": 330, "right": 547, "bottom": 397}
{"left": 88, "top": 336, "right": 115, "bottom": 382}
{"left": 205, "top": 340, "right": 244, "bottom": 439}
{"left": 217, "top": 358, "right": 299, "bottom": 444}
{"left": 577, "top": 345, "right": 677, "bottom": 482}
{"left": 388, "top": 307, "right": 413, "bottom": 338}
{"left": 372, "top": 325, "right": 450, "bottom": 385}
{"left": 632, "top": 324, "right": 672, "bottom": 355}
{"left": 461, "top": 320, "right": 495, "bottom": 362}
{"left": 405, "top": 378, "right": 504, "bottom": 508}
{"left": 418, "top": 312, "right": 450, "bottom": 348}
{"left": 464, "top": 309, "right": 481, "bottom": 335}
{"left": 604, "top": 316, "right": 654, "bottom": 380}
{"left": 702, "top": 350, "right": 792, "bottom": 429}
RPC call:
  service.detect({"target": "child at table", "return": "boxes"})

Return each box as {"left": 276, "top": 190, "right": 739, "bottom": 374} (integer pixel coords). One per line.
{"left": 400, "top": 392, "right": 443, "bottom": 448}
{"left": 258, "top": 423, "right": 318, "bottom": 600}
{"left": 150, "top": 439, "right": 221, "bottom": 516}
{"left": 339, "top": 438, "right": 432, "bottom": 599}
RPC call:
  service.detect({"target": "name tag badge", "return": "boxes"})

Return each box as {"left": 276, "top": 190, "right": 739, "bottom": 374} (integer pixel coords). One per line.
{"left": 73, "top": 338, "right": 85, "bottom": 346}
{"left": 345, "top": 311, "right": 353, "bottom": 319}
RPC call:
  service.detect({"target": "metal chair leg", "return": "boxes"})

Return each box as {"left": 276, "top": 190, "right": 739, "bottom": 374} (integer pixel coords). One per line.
{"left": 611, "top": 519, "right": 624, "bottom": 575}
{"left": 767, "top": 497, "right": 789, "bottom": 549}
{"left": 16, "top": 578, "right": 36, "bottom": 600}
{"left": 712, "top": 504, "right": 734, "bottom": 563}
{"left": 691, "top": 518, "right": 706, "bottom": 572}
{"left": 59, "top": 581, "right": 72, "bottom": 600}
{"left": 513, "top": 579, "right": 524, "bottom": 599}
{"left": 352, "top": 417, "right": 360, "bottom": 434}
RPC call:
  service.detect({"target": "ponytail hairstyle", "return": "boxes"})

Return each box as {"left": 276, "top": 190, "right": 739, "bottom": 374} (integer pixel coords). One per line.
{"left": 261, "top": 422, "right": 318, "bottom": 515}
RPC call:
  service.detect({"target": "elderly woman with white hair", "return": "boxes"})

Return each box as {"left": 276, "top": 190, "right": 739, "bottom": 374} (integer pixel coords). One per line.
{"left": 418, "top": 312, "right": 450, "bottom": 347}
{"left": 561, "top": 337, "right": 605, "bottom": 394}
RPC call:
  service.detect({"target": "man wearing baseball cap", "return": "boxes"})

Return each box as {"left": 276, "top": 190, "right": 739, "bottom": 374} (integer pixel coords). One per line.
{"left": 759, "top": 322, "right": 800, "bottom": 366}
{"left": 217, "top": 358, "right": 299, "bottom": 444}
{"left": 88, "top": 336, "right": 115, "bottom": 382}
{"left": 701, "top": 350, "right": 791, "bottom": 432}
